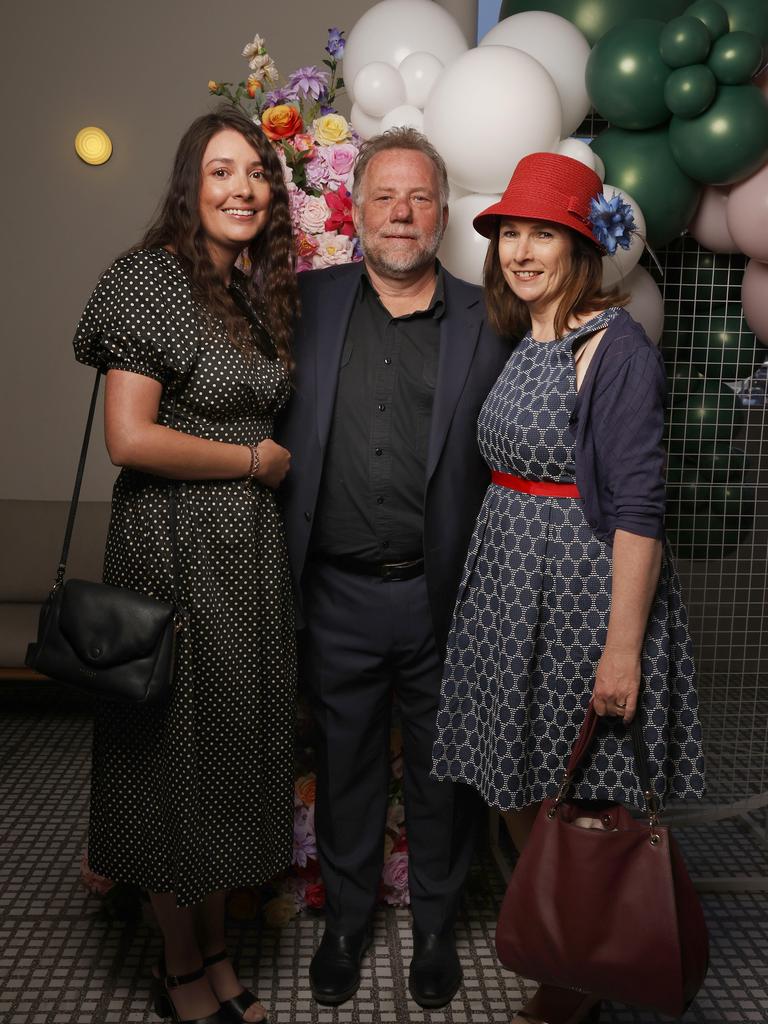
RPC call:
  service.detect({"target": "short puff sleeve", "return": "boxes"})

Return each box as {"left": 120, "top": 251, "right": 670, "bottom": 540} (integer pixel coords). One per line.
{"left": 73, "top": 249, "right": 198, "bottom": 385}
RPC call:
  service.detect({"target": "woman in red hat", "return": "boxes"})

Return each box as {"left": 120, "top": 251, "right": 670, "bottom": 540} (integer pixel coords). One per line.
{"left": 430, "top": 152, "right": 705, "bottom": 1024}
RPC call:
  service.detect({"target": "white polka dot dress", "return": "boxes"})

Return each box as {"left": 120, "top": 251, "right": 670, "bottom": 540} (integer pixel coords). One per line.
{"left": 431, "top": 310, "right": 706, "bottom": 812}
{"left": 73, "top": 249, "right": 296, "bottom": 906}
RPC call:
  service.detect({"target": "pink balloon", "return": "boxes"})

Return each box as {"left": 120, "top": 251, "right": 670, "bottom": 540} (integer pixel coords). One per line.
{"left": 727, "top": 160, "right": 768, "bottom": 261}
{"left": 741, "top": 258, "right": 768, "bottom": 346}
{"left": 688, "top": 186, "right": 739, "bottom": 254}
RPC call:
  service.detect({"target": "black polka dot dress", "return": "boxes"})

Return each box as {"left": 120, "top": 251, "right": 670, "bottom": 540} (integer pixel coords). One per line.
{"left": 73, "top": 249, "right": 296, "bottom": 906}
{"left": 431, "top": 309, "right": 705, "bottom": 812}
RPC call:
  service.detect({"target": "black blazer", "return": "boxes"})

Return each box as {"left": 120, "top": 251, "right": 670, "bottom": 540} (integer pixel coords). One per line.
{"left": 277, "top": 260, "right": 510, "bottom": 654}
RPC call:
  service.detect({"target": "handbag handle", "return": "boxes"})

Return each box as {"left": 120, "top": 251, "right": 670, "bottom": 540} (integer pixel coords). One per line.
{"left": 554, "top": 703, "right": 660, "bottom": 829}
{"left": 53, "top": 370, "right": 182, "bottom": 613}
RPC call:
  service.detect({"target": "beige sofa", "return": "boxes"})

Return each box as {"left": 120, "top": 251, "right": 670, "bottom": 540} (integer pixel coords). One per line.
{"left": 0, "top": 500, "right": 110, "bottom": 673}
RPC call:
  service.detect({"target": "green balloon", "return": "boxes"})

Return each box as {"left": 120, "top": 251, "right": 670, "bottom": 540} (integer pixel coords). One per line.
{"left": 707, "top": 30, "right": 763, "bottom": 83}
{"left": 660, "top": 15, "right": 712, "bottom": 66}
{"left": 591, "top": 127, "right": 701, "bottom": 247}
{"left": 586, "top": 20, "right": 671, "bottom": 128}
{"left": 664, "top": 64, "right": 718, "bottom": 116}
{"left": 666, "top": 465, "right": 754, "bottom": 558}
{"left": 499, "top": 0, "right": 689, "bottom": 47}
{"left": 685, "top": 0, "right": 730, "bottom": 40}
{"left": 666, "top": 442, "right": 750, "bottom": 484}
{"left": 695, "top": 442, "right": 751, "bottom": 483}
{"left": 717, "top": 0, "right": 768, "bottom": 45}
{"left": 678, "top": 251, "right": 741, "bottom": 307}
{"left": 667, "top": 375, "right": 746, "bottom": 446}
{"left": 686, "top": 301, "right": 760, "bottom": 379}
{"left": 670, "top": 84, "right": 768, "bottom": 184}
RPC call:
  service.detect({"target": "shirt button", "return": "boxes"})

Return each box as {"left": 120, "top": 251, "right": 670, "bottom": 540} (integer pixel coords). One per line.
{"left": 378, "top": 403, "right": 386, "bottom": 412}
{"left": 375, "top": 447, "right": 383, "bottom": 456}
{"left": 304, "top": 511, "right": 312, "bottom": 522}
{"left": 384, "top": 357, "right": 392, "bottom": 365}
{"left": 382, "top": 540, "right": 390, "bottom": 549}
{"left": 376, "top": 496, "right": 384, "bottom": 504}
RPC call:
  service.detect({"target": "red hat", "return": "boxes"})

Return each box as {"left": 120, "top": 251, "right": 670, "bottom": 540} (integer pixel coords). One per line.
{"left": 473, "top": 152, "right": 603, "bottom": 247}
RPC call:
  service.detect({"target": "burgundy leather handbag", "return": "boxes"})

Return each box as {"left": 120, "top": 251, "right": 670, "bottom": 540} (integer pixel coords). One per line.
{"left": 495, "top": 706, "right": 709, "bottom": 1018}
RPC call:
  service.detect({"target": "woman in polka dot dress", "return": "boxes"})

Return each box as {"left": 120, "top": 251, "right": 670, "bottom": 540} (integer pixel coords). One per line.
{"left": 73, "top": 109, "right": 297, "bottom": 1024}
{"left": 431, "top": 154, "right": 705, "bottom": 1024}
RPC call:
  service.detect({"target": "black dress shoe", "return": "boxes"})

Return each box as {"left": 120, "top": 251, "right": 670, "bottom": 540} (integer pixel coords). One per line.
{"left": 309, "top": 926, "right": 372, "bottom": 1006}
{"left": 408, "top": 929, "right": 462, "bottom": 1009}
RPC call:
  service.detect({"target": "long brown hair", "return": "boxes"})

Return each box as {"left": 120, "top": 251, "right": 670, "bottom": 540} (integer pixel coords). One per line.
{"left": 139, "top": 107, "right": 296, "bottom": 368}
{"left": 483, "top": 222, "right": 626, "bottom": 340}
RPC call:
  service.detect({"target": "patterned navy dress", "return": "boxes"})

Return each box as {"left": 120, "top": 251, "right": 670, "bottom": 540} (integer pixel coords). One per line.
{"left": 431, "top": 309, "right": 705, "bottom": 811}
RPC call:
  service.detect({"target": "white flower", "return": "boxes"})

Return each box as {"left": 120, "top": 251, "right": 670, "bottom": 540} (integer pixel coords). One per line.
{"left": 248, "top": 52, "right": 278, "bottom": 79}
{"left": 242, "top": 34, "right": 266, "bottom": 61}
{"left": 276, "top": 148, "right": 294, "bottom": 186}
{"left": 312, "top": 231, "right": 354, "bottom": 268}
{"left": 299, "top": 196, "right": 331, "bottom": 235}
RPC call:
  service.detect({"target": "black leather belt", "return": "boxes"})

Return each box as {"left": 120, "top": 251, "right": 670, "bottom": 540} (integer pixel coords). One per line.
{"left": 322, "top": 554, "right": 425, "bottom": 582}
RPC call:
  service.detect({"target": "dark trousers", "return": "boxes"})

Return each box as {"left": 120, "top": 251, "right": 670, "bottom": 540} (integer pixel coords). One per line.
{"left": 301, "top": 561, "right": 479, "bottom": 935}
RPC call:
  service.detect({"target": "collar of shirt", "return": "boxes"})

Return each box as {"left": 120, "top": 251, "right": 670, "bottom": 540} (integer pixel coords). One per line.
{"left": 360, "top": 260, "right": 446, "bottom": 322}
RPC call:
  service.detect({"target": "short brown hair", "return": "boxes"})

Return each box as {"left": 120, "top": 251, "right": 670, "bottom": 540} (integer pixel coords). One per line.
{"left": 352, "top": 127, "right": 450, "bottom": 208}
{"left": 483, "top": 224, "right": 627, "bottom": 340}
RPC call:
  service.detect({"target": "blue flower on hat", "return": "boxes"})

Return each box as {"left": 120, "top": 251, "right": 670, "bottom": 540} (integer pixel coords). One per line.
{"left": 588, "top": 194, "right": 636, "bottom": 255}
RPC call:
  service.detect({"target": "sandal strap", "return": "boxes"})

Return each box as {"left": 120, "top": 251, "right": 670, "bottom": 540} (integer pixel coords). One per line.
{"left": 220, "top": 989, "right": 260, "bottom": 1017}
{"left": 202, "top": 950, "right": 230, "bottom": 968}
{"left": 166, "top": 964, "right": 206, "bottom": 988}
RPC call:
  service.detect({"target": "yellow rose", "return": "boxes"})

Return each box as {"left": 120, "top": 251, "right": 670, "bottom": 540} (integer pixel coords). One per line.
{"left": 207, "top": 81, "right": 219, "bottom": 93}
{"left": 312, "top": 113, "right": 351, "bottom": 146}
{"left": 263, "top": 894, "right": 297, "bottom": 929}
{"left": 295, "top": 773, "right": 317, "bottom": 807}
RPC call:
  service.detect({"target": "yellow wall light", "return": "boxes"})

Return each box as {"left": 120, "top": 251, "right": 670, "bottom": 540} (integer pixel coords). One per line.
{"left": 75, "top": 126, "right": 113, "bottom": 165}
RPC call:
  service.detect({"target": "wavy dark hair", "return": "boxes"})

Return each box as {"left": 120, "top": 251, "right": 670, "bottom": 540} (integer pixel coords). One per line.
{"left": 483, "top": 221, "right": 627, "bottom": 341}
{"left": 138, "top": 107, "right": 296, "bottom": 369}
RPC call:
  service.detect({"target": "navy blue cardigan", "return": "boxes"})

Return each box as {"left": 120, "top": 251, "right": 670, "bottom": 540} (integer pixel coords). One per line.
{"left": 568, "top": 308, "right": 667, "bottom": 545}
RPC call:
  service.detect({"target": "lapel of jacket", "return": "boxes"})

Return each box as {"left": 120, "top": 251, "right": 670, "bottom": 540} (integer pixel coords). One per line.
{"left": 314, "top": 262, "right": 364, "bottom": 449}
{"left": 426, "top": 272, "right": 483, "bottom": 482}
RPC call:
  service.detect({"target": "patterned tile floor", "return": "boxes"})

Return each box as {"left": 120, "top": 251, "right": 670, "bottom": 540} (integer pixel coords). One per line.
{"left": 1, "top": 682, "right": 766, "bottom": 1024}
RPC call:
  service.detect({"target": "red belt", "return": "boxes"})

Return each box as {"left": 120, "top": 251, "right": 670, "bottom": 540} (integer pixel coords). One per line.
{"left": 491, "top": 470, "right": 581, "bottom": 498}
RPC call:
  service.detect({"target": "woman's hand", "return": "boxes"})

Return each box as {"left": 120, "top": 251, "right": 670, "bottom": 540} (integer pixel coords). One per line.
{"left": 254, "top": 438, "right": 291, "bottom": 489}
{"left": 591, "top": 647, "right": 641, "bottom": 723}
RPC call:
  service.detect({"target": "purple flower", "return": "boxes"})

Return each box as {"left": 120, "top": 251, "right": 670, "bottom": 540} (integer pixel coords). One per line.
{"left": 326, "top": 27, "right": 346, "bottom": 59}
{"left": 382, "top": 851, "right": 410, "bottom": 906}
{"left": 264, "top": 86, "right": 297, "bottom": 106}
{"left": 288, "top": 65, "right": 329, "bottom": 102}
{"left": 588, "top": 193, "right": 636, "bottom": 255}
{"left": 292, "top": 804, "right": 316, "bottom": 867}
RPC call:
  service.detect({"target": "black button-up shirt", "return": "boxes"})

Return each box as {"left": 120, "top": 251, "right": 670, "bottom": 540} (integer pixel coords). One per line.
{"left": 312, "top": 266, "right": 445, "bottom": 562}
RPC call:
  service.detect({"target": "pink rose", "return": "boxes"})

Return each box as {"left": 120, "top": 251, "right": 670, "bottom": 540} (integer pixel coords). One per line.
{"left": 299, "top": 195, "right": 330, "bottom": 235}
{"left": 382, "top": 850, "right": 410, "bottom": 906}
{"left": 320, "top": 143, "right": 358, "bottom": 187}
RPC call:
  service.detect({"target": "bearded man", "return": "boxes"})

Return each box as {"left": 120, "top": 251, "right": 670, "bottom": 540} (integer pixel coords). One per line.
{"left": 278, "top": 128, "right": 508, "bottom": 1009}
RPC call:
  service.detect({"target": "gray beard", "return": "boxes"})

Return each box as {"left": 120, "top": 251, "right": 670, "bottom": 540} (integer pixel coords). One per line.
{"left": 357, "top": 220, "right": 444, "bottom": 279}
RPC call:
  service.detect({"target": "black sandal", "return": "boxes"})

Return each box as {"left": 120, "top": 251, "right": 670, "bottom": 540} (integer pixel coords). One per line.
{"left": 203, "top": 950, "right": 267, "bottom": 1023}
{"left": 153, "top": 963, "right": 229, "bottom": 1024}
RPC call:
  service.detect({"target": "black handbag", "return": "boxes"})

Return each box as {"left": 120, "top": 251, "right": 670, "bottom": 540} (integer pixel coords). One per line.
{"left": 25, "top": 371, "right": 186, "bottom": 703}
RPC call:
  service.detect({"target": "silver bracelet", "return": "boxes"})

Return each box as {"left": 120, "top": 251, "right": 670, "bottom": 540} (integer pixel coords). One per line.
{"left": 246, "top": 443, "right": 261, "bottom": 479}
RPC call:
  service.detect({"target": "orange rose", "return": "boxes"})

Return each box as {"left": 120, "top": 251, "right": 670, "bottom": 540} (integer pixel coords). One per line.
{"left": 261, "top": 104, "right": 303, "bottom": 141}
{"left": 295, "top": 772, "right": 317, "bottom": 807}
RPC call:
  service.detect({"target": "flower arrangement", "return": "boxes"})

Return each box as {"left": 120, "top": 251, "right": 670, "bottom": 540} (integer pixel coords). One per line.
{"left": 208, "top": 29, "right": 362, "bottom": 272}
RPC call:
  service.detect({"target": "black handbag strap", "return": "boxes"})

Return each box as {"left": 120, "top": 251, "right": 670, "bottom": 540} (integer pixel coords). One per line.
{"left": 559, "top": 702, "right": 657, "bottom": 819}
{"left": 54, "top": 370, "right": 181, "bottom": 608}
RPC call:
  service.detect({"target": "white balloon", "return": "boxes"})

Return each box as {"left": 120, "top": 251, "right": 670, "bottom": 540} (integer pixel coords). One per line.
{"left": 620, "top": 266, "right": 664, "bottom": 344}
{"left": 344, "top": 0, "right": 468, "bottom": 103}
{"left": 592, "top": 151, "right": 606, "bottom": 182}
{"left": 557, "top": 138, "right": 600, "bottom": 174}
{"left": 398, "top": 51, "right": 444, "bottom": 108}
{"left": 449, "top": 179, "right": 471, "bottom": 202}
{"left": 350, "top": 102, "right": 383, "bottom": 141}
{"left": 380, "top": 104, "right": 424, "bottom": 132}
{"left": 480, "top": 11, "right": 591, "bottom": 137}
{"left": 439, "top": 193, "right": 501, "bottom": 285}
{"left": 353, "top": 62, "right": 406, "bottom": 118}
{"left": 423, "top": 46, "right": 562, "bottom": 194}
{"left": 600, "top": 185, "right": 647, "bottom": 288}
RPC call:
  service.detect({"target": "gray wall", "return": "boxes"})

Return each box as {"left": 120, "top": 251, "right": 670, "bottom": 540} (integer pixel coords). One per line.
{"left": 0, "top": 1, "right": 476, "bottom": 502}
